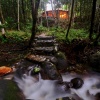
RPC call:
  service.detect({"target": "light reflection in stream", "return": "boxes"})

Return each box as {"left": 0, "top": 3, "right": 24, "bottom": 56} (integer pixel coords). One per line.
{"left": 14, "top": 71, "right": 100, "bottom": 100}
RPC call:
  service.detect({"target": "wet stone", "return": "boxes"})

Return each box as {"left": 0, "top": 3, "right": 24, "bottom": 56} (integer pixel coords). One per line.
{"left": 35, "top": 36, "right": 55, "bottom": 40}
{"left": 42, "top": 61, "right": 62, "bottom": 81}
{"left": 36, "top": 40, "right": 55, "bottom": 43}
{"left": 14, "top": 59, "right": 41, "bottom": 78}
{"left": 50, "top": 56, "right": 58, "bottom": 65}
{"left": 70, "top": 77, "right": 84, "bottom": 89}
{"left": 25, "top": 54, "right": 46, "bottom": 62}
{"left": 34, "top": 47, "right": 54, "bottom": 51}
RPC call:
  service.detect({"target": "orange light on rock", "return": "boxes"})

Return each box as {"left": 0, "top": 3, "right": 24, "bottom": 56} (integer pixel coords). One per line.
{"left": 0, "top": 66, "right": 13, "bottom": 76}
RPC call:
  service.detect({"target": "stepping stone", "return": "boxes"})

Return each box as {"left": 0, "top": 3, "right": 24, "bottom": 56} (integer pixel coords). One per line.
{"left": 35, "top": 36, "right": 54, "bottom": 40}
{"left": 31, "top": 35, "right": 58, "bottom": 54}
{"left": 26, "top": 54, "right": 46, "bottom": 62}
{"left": 34, "top": 40, "right": 56, "bottom": 47}
{"left": 34, "top": 47, "right": 54, "bottom": 51}
{"left": 34, "top": 36, "right": 56, "bottom": 47}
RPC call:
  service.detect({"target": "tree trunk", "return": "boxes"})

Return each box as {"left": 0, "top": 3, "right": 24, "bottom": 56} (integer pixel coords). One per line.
{"left": 17, "top": 0, "right": 20, "bottom": 30}
{"left": 0, "top": 1, "right": 6, "bottom": 38}
{"left": 21, "top": 0, "right": 26, "bottom": 23}
{"left": 40, "top": 0, "right": 43, "bottom": 25}
{"left": 80, "top": 0, "right": 82, "bottom": 21}
{"left": 44, "top": 3, "right": 49, "bottom": 28}
{"left": 93, "top": 21, "right": 100, "bottom": 45}
{"left": 66, "top": 0, "right": 75, "bottom": 39}
{"left": 12, "top": 0, "right": 17, "bottom": 24}
{"left": 68, "top": 3, "right": 71, "bottom": 22}
{"left": 93, "top": 33, "right": 100, "bottom": 45}
{"left": 89, "top": 0, "right": 97, "bottom": 40}
{"left": 28, "top": 0, "right": 40, "bottom": 47}
{"left": 50, "top": 0, "right": 56, "bottom": 24}
{"left": 56, "top": 0, "right": 60, "bottom": 28}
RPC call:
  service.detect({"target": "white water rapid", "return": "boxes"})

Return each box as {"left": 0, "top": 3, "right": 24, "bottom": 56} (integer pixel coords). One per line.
{"left": 14, "top": 72, "right": 100, "bottom": 100}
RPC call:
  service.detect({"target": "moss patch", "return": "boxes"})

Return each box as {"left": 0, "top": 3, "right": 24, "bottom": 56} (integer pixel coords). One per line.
{"left": 4, "top": 81, "right": 23, "bottom": 100}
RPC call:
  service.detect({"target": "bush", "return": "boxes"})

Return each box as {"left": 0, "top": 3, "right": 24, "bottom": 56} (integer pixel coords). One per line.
{"left": 5, "top": 31, "right": 31, "bottom": 42}
{"left": 48, "top": 28, "right": 90, "bottom": 43}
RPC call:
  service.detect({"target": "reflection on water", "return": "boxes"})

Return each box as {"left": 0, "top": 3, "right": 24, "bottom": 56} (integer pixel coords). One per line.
{"left": 14, "top": 70, "right": 100, "bottom": 100}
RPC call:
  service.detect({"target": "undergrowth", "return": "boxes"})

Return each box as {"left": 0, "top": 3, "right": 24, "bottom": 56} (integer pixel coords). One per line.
{"left": 0, "top": 26, "right": 99, "bottom": 44}
{"left": 0, "top": 31, "right": 31, "bottom": 43}
{"left": 47, "top": 27, "right": 89, "bottom": 42}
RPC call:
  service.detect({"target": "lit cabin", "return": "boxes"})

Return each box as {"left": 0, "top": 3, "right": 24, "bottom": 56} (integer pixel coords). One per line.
{"left": 42, "top": 10, "right": 69, "bottom": 19}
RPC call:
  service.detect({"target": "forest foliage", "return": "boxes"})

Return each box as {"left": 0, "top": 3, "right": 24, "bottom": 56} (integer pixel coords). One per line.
{"left": 0, "top": 0, "right": 100, "bottom": 44}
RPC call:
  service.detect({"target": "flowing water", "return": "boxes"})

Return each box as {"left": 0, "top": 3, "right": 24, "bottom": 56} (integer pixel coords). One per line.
{"left": 14, "top": 67, "right": 100, "bottom": 100}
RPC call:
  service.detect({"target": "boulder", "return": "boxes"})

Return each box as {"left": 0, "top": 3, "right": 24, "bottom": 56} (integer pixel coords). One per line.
{"left": 55, "top": 52, "right": 68, "bottom": 70}
{"left": 70, "top": 77, "right": 84, "bottom": 89}
{"left": 42, "top": 61, "right": 62, "bottom": 81}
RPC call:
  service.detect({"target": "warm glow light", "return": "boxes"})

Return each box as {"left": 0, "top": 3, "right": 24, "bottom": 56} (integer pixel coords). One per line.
{"left": 42, "top": 10, "right": 68, "bottom": 19}
{"left": 60, "top": 14, "right": 67, "bottom": 18}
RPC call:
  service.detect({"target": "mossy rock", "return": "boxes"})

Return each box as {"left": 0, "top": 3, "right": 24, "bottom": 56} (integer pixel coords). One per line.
{"left": 55, "top": 52, "right": 68, "bottom": 70}
{"left": 55, "top": 51, "right": 66, "bottom": 59}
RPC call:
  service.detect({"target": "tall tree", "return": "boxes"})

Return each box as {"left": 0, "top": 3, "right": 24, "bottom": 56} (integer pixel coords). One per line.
{"left": 93, "top": 3, "right": 100, "bottom": 44}
{"left": 29, "top": 0, "right": 40, "bottom": 47}
{"left": 21, "top": 0, "right": 26, "bottom": 23}
{"left": 66, "top": 0, "right": 74, "bottom": 39}
{"left": 44, "top": 1, "right": 49, "bottom": 28}
{"left": 17, "top": 0, "right": 20, "bottom": 30}
{"left": 50, "top": 0, "right": 56, "bottom": 23}
{"left": 89, "top": 0, "right": 97, "bottom": 40}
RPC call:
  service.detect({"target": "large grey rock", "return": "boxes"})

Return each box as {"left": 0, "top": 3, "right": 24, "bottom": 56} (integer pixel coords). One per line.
{"left": 42, "top": 61, "right": 62, "bottom": 81}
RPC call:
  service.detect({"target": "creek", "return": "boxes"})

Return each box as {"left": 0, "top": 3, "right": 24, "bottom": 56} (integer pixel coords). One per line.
{"left": 14, "top": 66, "right": 100, "bottom": 100}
